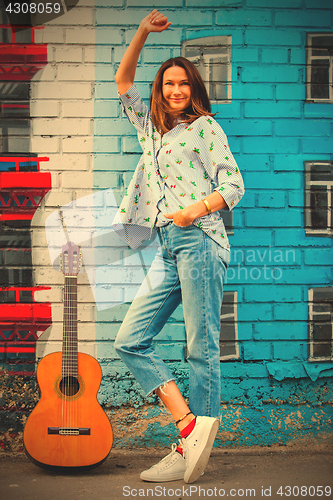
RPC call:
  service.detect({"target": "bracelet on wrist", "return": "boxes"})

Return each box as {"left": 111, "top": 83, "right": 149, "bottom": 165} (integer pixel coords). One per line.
{"left": 202, "top": 198, "right": 212, "bottom": 215}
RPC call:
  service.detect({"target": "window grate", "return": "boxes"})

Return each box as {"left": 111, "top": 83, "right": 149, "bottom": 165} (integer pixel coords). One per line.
{"left": 181, "top": 36, "right": 232, "bottom": 103}
{"left": 306, "top": 33, "right": 333, "bottom": 102}
{"left": 220, "top": 290, "right": 239, "bottom": 360}
{"left": 304, "top": 161, "right": 333, "bottom": 237}
{"left": 308, "top": 287, "right": 333, "bottom": 361}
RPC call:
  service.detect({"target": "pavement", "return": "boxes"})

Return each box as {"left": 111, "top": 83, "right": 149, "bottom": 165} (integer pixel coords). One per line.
{"left": 0, "top": 443, "right": 332, "bottom": 500}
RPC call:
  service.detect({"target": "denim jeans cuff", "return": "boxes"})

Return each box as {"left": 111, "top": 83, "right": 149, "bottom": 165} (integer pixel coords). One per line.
{"left": 146, "top": 378, "right": 176, "bottom": 398}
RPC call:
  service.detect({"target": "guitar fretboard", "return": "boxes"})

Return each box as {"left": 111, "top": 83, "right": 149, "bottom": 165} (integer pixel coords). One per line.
{"left": 63, "top": 275, "right": 78, "bottom": 378}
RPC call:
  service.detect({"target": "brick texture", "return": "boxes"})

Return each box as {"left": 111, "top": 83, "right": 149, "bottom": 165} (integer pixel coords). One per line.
{"left": 1, "top": 0, "right": 330, "bottom": 451}
{"left": 91, "top": 1, "right": 333, "bottom": 448}
{"left": 29, "top": 2, "right": 96, "bottom": 362}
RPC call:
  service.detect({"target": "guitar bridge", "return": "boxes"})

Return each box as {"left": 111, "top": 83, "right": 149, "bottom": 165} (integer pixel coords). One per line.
{"left": 48, "top": 427, "right": 91, "bottom": 436}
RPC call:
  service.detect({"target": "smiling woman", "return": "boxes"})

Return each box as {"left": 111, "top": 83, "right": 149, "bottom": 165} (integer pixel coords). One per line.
{"left": 150, "top": 56, "right": 214, "bottom": 135}
{"left": 162, "top": 66, "right": 191, "bottom": 111}
{"left": 113, "top": 8, "right": 244, "bottom": 485}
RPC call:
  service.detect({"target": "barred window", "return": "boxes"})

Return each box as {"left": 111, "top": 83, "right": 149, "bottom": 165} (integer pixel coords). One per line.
{"left": 306, "top": 33, "right": 333, "bottom": 102}
{"left": 185, "top": 291, "right": 239, "bottom": 362}
{"left": 0, "top": 82, "right": 30, "bottom": 154}
{"left": 181, "top": 36, "right": 233, "bottom": 231}
{"left": 181, "top": 36, "right": 232, "bottom": 102}
{"left": 0, "top": 221, "right": 33, "bottom": 290}
{"left": 304, "top": 161, "right": 333, "bottom": 237}
{"left": 308, "top": 287, "right": 333, "bottom": 361}
{"left": 220, "top": 291, "right": 239, "bottom": 360}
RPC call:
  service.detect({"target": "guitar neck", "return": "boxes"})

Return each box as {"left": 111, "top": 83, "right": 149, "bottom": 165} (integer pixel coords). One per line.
{"left": 63, "top": 275, "right": 78, "bottom": 378}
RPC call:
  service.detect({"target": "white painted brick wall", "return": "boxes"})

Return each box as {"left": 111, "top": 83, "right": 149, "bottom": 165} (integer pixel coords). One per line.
{"left": 31, "top": 0, "right": 96, "bottom": 359}
{"left": 29, "top": 0, "right": 333, "bottom": 374}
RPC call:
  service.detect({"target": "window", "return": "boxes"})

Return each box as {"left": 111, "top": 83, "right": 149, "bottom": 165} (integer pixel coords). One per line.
{"left": 219, "top": 209, "right": 233, "bottom": 235}
{"left": 304, "top": 161, "right": 333, "bottom": 237}
{"left": 0, "top": 82, "right": 30, "bottom": 154}
{"left": 306, "top": 33, "right": 333, "bottom": 102}
{"left": 308, "top": 287, "right": 333, "bottom": 361}
{"left": 220, "top": 291, "right": 239, "bottom": 359}
{"left": 185, "top": 291, "right": 239, "bottom": 361}
{"left": 0, "top": 221, "right": 33, "bottom": 290}
{"left": 181, "top": 36, "right": 232, "bottom": 102}
{"left": 182, "top": 37, "right": 234, "bottom": 232}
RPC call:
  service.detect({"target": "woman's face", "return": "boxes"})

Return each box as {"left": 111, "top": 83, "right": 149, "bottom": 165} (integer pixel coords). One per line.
{"left": 162, "top": 66, "right": 191, "bottom": 112}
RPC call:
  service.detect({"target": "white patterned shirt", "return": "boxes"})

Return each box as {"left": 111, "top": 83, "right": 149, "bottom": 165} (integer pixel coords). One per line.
{"left": 112, "top": 84, "right": 244, "bottom": 250}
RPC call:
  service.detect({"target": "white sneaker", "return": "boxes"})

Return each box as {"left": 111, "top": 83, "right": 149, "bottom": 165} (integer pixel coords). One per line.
{"left": 140, "top": 443, "right": 186, "bottom": 482}
{"left": 182, "top": 416, "right": 219, "bottom": 484}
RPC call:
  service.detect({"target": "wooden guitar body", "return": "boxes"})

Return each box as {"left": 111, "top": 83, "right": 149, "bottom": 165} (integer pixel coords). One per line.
{"left": 24, "top": 351, "right": 113, "bottom": 469}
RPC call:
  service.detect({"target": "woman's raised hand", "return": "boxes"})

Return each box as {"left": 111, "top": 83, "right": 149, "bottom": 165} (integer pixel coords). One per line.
{"left": 140, "top": 9, "right": 171, "bottom": 34}
{"left": 115, "top": 10, "right": 171, "bottom": 94}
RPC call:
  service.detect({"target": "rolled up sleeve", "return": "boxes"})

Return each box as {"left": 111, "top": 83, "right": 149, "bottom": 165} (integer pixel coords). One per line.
{"left": 119, "top": 84, "right": 151, "bottom": 137}
{"left": 198, "top": 117, "right": 245, "bottom": 211}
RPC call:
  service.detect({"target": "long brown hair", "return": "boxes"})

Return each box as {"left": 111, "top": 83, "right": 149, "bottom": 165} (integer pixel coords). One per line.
{"left": 150, "top": 57, "right": 215, "bottom": 135}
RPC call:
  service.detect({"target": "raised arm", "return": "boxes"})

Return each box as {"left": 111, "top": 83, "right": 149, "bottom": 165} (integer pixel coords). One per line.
{"left": 115, "top": 10, "right": 171, "bottom": 95}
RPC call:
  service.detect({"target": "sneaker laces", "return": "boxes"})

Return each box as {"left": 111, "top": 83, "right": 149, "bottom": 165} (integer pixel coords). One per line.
{"left": 161, "top": 440, "right": 182, "bottom": 462}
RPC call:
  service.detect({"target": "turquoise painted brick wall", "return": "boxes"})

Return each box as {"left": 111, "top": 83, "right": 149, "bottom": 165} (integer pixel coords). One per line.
{"left": 93, "top": 1, "right": 333, "bottom": 447}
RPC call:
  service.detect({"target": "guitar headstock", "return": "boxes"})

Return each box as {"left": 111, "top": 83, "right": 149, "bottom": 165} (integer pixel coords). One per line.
{"left": 60, "top": 242, "right": 82, "bottom": 276}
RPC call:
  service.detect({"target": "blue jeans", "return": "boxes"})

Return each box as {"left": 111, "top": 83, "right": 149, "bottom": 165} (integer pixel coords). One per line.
{"left": 114, "top": 223, "right": 229, "bottom": 418}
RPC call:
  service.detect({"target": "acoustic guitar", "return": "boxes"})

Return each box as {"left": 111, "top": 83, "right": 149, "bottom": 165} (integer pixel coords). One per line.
{"left": 24, "top": 242, "right": 113, "bottom": 469}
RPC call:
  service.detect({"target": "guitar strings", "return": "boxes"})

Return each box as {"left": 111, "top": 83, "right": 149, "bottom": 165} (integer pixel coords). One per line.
{"left": 61, "top": 247, "right": 80, "bottom": 459}
{"left": 61, "top": 254, "right": 67, "bottom": 435}
{"left": 62, "top": 257, "right": 77, "bottom": 434}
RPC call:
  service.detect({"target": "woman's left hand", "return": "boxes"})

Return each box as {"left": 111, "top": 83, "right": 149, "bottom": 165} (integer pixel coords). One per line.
{"left": 163, "top": 193, "right": 227, "bottom": 226}
{"left": 163, "top": 206, "right": 198, "bottom": 227}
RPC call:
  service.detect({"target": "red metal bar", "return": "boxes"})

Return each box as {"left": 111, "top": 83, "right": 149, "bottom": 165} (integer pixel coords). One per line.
{"left": 1, "top": 104, "right": 30, "bottom": 108}
{"left": 0, "top": 44, "right": 48, "bottom": 62}
{"left": 0, "top": 172, "right": 51, "bottom": 188}
{"left": 0, "top": 303, "right": 52, "bottom": 322}
{"left": 0, "top": 347, "right": 36, "bottom": 353}
{"left": 0, "top": 213, "right": 36, "bottom": 221}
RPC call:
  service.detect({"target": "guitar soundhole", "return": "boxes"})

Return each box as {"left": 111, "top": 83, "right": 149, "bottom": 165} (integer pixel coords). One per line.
{"left": 59, "top": 376, "right": 80, "bottom": 396}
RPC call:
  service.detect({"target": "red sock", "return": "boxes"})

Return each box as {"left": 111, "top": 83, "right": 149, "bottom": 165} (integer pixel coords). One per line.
{"left": 180, "top": 417, "right": 196, "bottom": 439}
{"left": 176, "top": 445, "right": 183, "bottom": 455}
